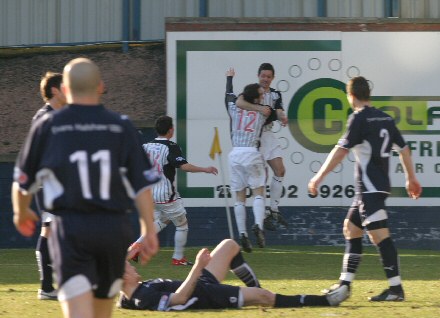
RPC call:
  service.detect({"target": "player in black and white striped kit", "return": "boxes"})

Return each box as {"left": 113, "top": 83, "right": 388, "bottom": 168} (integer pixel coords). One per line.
{"left": 130, "top": 115, "right": 218, "bottom": 266}
{"left": 309, "top": 76, "right": 422, "bottom": 303}
{"left": 225, "top": 69, "right": 271, "bottom": 253}
{"left": 32, "top": 72, "right": 66, "bottom": 300}
{"left": 233, "top": 63, "right": 289, "bottom": 231}
{"left": 12, "top": 58, "right": 160, "bottom": 318}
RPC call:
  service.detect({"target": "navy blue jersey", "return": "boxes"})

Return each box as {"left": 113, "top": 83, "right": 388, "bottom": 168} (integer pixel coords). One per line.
{"left": 119, "top": 270, "right": 240, "bottom": 311}
{"left": 31, "top": 103, "right": 56, "bottom": 214}
{"left": 32, "top": 104, "right": 54, "bottom": 123}
{"left": 142, "top": 139, "right": 188, "bottom": 203}
{"left": 337, "top": 106, "right": 406, "bottom": 194}
{"left": 14, "top": 104, "right": 159, "bottom": 214}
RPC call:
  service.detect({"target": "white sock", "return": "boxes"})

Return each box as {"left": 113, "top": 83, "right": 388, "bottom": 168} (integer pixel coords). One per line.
{"left": 253, "top": 195, "right": 266, "bottom": 230}
{"left": 234, "top": 202, "right": 247, "bottom": 236}
{"left": 270, "top": 176, "right": 283, "bottom": 211}
{"left": 173, "top": 223, "right": 188, "bottom": 259}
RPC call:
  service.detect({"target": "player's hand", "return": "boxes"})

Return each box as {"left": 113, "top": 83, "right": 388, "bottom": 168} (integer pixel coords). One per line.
{"left": 195, "top": 248, "right": 211, "bottom": 268}
{"left": 279, "top": 115, "right": 288, "bottom": 127}
{"left": 259, "top": 105, "right": 271, "bottom": 117}
{"left": 225, "top": 67, "right": 235, "bottom": 77}
{"left": 308, "top": 176, "right": 321, "bottom": 197}
{"left": 138, "top": 232, "right": 159, "bottom": 265}
{"left": 126, "top": 242, "right": 141, "bottom": 262}
{"left": 206, "top": 166, "right": 218, "bottom": 175}
{"left": 13, "top": 208, "right": 39, "bottom": 237}
{"left": 406, "top": 178, "right": 422, "bottom": 199}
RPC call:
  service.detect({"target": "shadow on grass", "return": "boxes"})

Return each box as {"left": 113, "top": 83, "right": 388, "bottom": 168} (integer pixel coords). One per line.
{"left": 0, "top": 246, "right": 439, "bottom": 285}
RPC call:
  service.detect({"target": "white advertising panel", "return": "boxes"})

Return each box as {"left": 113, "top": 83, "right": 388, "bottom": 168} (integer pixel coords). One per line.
{"left": 167, "top": 31, "right": 440, "bottom": 207}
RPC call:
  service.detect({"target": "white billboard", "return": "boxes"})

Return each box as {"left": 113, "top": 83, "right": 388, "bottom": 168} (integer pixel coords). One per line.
{"left": 167, "top": 31, "right": 440, "bottom": 207}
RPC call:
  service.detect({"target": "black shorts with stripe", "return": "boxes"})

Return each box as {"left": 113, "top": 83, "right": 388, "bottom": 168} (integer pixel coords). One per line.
{"left": 347, "top": 192, "right": 389, "bottom": 231}
{"left": 49, "top": 212, "right": 133, "bottom": 299}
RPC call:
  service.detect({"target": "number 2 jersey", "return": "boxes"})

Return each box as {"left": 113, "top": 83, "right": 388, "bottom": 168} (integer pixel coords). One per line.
{"left": 14, "top": 104, "right": 160, "bottom": 215}
{"left": 337, "top": 106, "right": 407, "bottom": 194}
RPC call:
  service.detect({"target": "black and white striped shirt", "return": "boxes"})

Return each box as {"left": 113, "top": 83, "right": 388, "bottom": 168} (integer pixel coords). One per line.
{"left": 143, "top": 138, "right": 188, "bottom": 203}
{"left": 225, "top": 76, "right": 266, "bottom": 148}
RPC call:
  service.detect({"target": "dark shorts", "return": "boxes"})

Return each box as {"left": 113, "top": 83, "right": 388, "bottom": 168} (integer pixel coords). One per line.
{"left": 49, "top": 212, "right": 133, "bottom": 299}
{"left": 347, "top": 193, "right": 389, "bottom": 231}
{"left": 191, "top": 269, "right": 241, "bottom": 309}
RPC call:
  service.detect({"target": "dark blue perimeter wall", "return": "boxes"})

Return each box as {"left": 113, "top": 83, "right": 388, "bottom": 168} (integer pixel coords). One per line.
{"left": 1, "top": 162, "right": 439, "bottom": 250}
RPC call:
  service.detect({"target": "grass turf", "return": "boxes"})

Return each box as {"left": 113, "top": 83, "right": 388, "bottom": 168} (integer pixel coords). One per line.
{"left": 0, "top": 245, "right": 439, "bottom": 317}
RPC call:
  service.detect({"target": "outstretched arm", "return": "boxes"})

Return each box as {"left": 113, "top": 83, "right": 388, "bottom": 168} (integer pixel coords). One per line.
{"left": 308, "top": 146, "right": 349, "bottom": 196}
{"left": 399, "top": 146, "right": 422, "bottom": 199}
{"left": 180, "top": 163, "right": 218, "bottom": 175}
{"left": 225, "top": 68, "right": 236, "bottom": 108}
{"left": 225, "top": 67, "right": 235, "bottom": 94}
{"left": 169, "top": 248, "right": 211, "bottom": 306}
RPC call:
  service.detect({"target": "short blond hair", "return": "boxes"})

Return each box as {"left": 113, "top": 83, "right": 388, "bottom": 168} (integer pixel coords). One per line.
{"left": 63, "top": 58, "right": 101, "bottom": 97}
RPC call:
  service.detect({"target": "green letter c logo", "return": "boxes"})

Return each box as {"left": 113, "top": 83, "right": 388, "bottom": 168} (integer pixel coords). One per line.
{"left": 288, "top": 78, "right": 350, "bottom": 153}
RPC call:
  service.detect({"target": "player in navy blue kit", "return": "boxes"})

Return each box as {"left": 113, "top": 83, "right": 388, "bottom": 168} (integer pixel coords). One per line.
{"left": 130, "top": 115, "right": 218, "bottom": 266}
{"left": 12, "top": 58, "right": 160, "bottom": 318}
{"left": 33, "top": 72, "right": 66, "bottom": 300}
{"left": 308, "top": 76, "right": 422, "bottom": 302}
{"left": 119, "top": 239, "right": 346, "bottom": 311}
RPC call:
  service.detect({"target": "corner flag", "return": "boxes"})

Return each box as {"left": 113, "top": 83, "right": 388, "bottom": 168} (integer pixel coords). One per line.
{"left": 208, "top": 127, "right": 233, "bottom": 239}
{"left": 209, "top": 127, "right": 222, "bottom": 160}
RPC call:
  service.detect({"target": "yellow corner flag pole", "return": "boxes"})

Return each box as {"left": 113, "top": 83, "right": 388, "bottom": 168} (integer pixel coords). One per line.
{"left": 210, "top": 127, "right": 234, "bottom": 239}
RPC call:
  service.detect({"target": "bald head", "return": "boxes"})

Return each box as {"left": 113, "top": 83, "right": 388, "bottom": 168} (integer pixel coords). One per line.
{"left": 63, "top": 58, "right": 102, "bottom": 103}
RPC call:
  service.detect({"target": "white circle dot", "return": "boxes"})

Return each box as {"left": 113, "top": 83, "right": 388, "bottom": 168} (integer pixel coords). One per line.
{"left": 308, "top": 58, "right": 321, "bottom": 71}
{"left": 346, "top": 66, "right": 360, "bottom": 78}
{"left": 276, "top": 80, "right": 289, "bottom": 92}
{"left": 290, "top": 152, "right": 304, "bottom": 164}
{"left": 289, "top": 65, "right": 302, "bottom": 78}
{"left": 328, "top": 59, "right": 342, "bottom": 71}
{"left": 310, "top": 160, "right": 322, "bottom": 173}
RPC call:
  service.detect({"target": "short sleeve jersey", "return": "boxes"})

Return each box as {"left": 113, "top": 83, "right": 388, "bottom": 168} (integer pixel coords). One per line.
{"left": 14, "top": 104, "right": 160, "bottom": 214}
{"left": 337, "top": 106, "right": 406, "bottom": 194}
{"left": 142, "top": 138, "right": 188, "bottom": 203}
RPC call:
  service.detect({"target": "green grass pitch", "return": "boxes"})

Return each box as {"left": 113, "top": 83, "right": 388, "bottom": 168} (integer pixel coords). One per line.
{"left": 0, "top": 245, "right": 439, "bottom": 317}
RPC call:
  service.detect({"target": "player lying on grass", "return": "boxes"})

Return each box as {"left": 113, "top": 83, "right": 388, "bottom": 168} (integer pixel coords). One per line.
{"left": 119, "top": 239, "right": 349, "bottom": 311}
